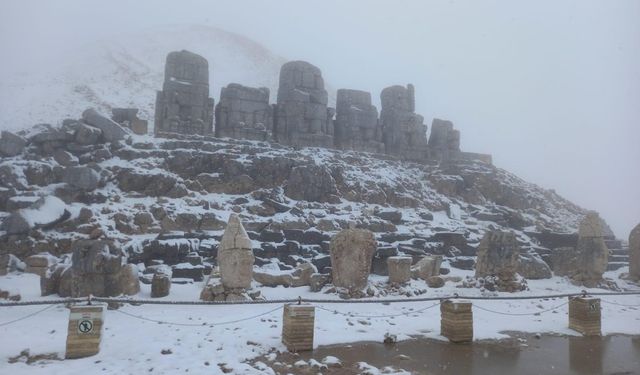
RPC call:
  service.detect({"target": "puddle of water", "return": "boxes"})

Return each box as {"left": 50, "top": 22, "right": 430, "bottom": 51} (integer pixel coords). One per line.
{"left": 263, "top": 334, "right": 640, "bottom": 375}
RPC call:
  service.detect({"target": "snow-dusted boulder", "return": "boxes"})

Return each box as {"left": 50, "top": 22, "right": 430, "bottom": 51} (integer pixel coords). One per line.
{"left": 1, "top": 196, "right": 69, "bottom": 234}
{"left": 64, "top": 166, "right": 100, "bottom": 191}
{"left": 82, "top": 108, "right": 128, "bottom": 142}
{"left": 0, "top": 131, "right": 27, "bottom": 157}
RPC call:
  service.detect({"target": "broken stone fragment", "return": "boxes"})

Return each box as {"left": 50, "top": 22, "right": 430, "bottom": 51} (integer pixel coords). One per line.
{"left": 82, "top": 108, "right": 128, "bottom": 142}
{"left": 218, "top": 214, "right": 255, "bottom": 289}
{"left": 0, "top": 131, "right": 27, "bottom": 157}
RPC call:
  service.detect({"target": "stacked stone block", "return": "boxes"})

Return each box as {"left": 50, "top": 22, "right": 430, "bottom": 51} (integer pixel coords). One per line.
{"left": 282, "top": 304, "right": 315, "bottom": 352}
{"left": 440, "top": 300, "right": 473, "bottom": 343}
{"left": 380, "top": 84, "right": 429, "bottom": 162}
{"left": 274, "top": 61, "right": 334, "bottom": 148}
{"left": 215, "top": 83, "right": 273, "bottom": 141}
{"left": 428, "top": 118, "right": 461, "bottom": 162}
{"left": 155, "top": 50, "right": 214, "bottom": 136}
{"left": 334, "top": 89, "right": 384, "bottom": 153}
{"left": 568, "top": 297, "right": 601, "bottom": 336}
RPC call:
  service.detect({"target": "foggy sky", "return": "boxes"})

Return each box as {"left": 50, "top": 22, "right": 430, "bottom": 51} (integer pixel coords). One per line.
{"left": 1, "top": 0, "right": 638, "bottom": 238}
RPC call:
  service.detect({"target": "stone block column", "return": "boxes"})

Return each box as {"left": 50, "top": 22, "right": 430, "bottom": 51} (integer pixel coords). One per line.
{"left": 387, "top": 256, "right": 412, "bottom": 284}
{"left": 65, "top": 304, "right": 105, "bottom": 359}
{"left": 440, "top": 300, "right": 473, "bottom": 343}
{"left": 282, "top": 304, "right": 315, "bottom": 352}
{"left": 568, "top": 297, "right": 601, "bottom": 336}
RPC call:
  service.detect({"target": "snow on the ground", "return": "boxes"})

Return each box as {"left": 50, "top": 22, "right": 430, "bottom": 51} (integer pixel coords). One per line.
{"left": 1, "top": 268, "right": 639, "bottom": 375}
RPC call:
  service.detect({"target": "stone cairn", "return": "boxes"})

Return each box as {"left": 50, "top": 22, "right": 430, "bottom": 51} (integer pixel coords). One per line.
{"left": 329, "top": 229, "right": 376, "bottom": 296}
{"left": 201, "top": 214, "right": 256, "bottom": 301}
{"left": 215, "top": 84, "right": 273, "bottom": 141}
{"left": 154, "top": 50, "right": 214, "bottom": 136}
{"left": 380, "top": 84, "right": 429, "bottom": 162}
{"left": 274, "top": 61, "right": 335, "bottom": 148}
{"left": 428, "top": 118, "right": 461, "bottom": 162}
{"left": 629, "top": 223, "right": 640, "bottom": 281}
{"left": 474, "top": 231, "right": 525, "bottom": 292}
{"left": 334, "top": 89, "right": 384, "bottom": 153}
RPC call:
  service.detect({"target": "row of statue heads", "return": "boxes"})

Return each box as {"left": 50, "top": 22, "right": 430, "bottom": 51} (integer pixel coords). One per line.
{"left": 154, "top": 50, "right": 487, "bottom": 164}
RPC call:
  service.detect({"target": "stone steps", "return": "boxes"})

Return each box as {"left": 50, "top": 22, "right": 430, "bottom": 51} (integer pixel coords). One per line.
{"left": 611, "top": 248, "right": 629, "bottom": 256}
{"left": 607, "top": 262, "right": 628, "bottom": 271}
{"left": 609, "top": 255, "right": 629, "bottom": 263}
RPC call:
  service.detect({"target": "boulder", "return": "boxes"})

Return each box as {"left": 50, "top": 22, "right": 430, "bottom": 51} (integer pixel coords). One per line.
{"left": 25, "top": 252, "right": 59, "bottom": 277}
{"left": 329, "top": 229, "right": 376, "bottom": 291}
{"left": 0, "top": 254, "right": 25, "bottom": 275}
{"left": 218, "top": 214, "right": 255, "bottom": 289}
{"left": 0, "top": 131, "right": 27, "bottom": 157}
{"left": 2, "top": 213, "right": 31, "bottom": 235}
{"left": 53, "top": 149, "right": 78, "bottom": 167}
{"left": 629, "top": 223, "right": 640, "bottom": 280}
{"left": 309, "top": 273, "right": 330, "bottom": 292}
{"left": 119, "top": 264, "right": 141, "bottom": 295}
{"left": 387, "top": 256, "right": 412, "bottom": 284}
{"left": 284, "top": 165, "right": 339, "bottom": 203}
{"left": 517, "top": 253, "right": 552, "bottom": 279}
{"left": 74, "top": 123, "right": 102, "bottom": 145}
{"left": 550, "top": 247, "right": 578, "bottom": 277}
{"left": 426, "top": 275, "right": 445, "bottom": 288}
{"left": 412, "top": 255, "right": 443, "bottom": 280}
{"left": 151, "top": 265, "right": 172, "bottom": 298}
{"left": 375, "top": 210, "right": 402, "bottom": 224}
{"left": 64, "top": 167, "right": 100, "bottom": 191}
{"left": 82, "top": 108, "right": 128, "bottom": 142}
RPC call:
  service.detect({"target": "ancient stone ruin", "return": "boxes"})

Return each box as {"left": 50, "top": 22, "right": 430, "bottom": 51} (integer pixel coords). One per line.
{"left": 154, "top": 50, "right": 214, "bottom": 136}
{"left": 111, "top": 108, "right": 148, "bottom": 135}
{"left": 574, "top": 212, "right": 609, "bottom": 287}
{"left": 274, "top": 61, "right": 334, "bottom": 148}
{"left": 629, "top": 223, "right": 640, "bottom": 281}
{"left": 329, "top": 229, "right": 376, "bottom": 293}
{"left": 215, "top": 84, "right": 273, "bottom": 141}
{"left": 428, "top": 118, "right": 460, "bottom": 162}
{"left": 475, "top": 231, "right": 524, "bottom": 292}
{"left": 380, "top": 84, "right": 429, "bottom": 162}
{"left": 218, "top": 214, "right": 255, "bottom": 289}
{"left": 334, "top": 89, "right": 384, "bottom": 153}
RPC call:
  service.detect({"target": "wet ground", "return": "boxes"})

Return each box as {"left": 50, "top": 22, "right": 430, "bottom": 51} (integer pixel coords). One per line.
{"left": 255, "top": 333, "right": 640, "bottom": 374}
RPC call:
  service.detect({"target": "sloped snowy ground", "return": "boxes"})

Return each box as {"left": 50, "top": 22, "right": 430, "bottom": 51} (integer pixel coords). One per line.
{"left": 1, "top": 266, "right": 639, "bottom": 375}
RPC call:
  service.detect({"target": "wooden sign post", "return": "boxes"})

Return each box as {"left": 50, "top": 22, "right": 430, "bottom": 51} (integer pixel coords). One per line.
{"left": 440, "top": 300, "right": 473, "bottom": 343}
{"left": 568, "top": 297, "right": 601, "bottom": 336}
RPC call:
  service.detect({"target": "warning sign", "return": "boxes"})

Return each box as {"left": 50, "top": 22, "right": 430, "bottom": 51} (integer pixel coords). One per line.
{"left": 78, "top": 319, "right": 93, "bottom": 334}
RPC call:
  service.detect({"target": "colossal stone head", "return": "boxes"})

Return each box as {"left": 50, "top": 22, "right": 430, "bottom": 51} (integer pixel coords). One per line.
{"left": 218, "top": 214, "right": 255, "bottom": 289}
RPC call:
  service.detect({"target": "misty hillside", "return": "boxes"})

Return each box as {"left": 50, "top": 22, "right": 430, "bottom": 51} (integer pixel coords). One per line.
{"left": 0, "top": 25, "right": 290, "bottom": 131}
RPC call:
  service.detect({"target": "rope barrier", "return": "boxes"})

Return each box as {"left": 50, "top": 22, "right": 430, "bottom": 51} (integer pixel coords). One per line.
{"left": 112, "top": 305, "right": 284, "bottom": 327}
{"left": 1, "top": 291, "right": 639, "bottom": 307}
{"left": 0, "top": 304, "right": 57, "bottom": 327}
{"left": 315, "top": 301, "right": 442, "bottom": 319}
{"left": 472, "top": 301, "right": 570, "bottom": 316}
{"left": 600, "top": 300, "right": 640, "bottom": 308}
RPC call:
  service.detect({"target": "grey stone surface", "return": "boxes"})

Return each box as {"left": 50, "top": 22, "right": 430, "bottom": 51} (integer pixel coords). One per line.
{"left": 629, "top": 223, "right": 640, "bottom": 280}
{"left": 517, "top": 253, "right": 552, "bottom": 279}
{"left": 284, "top": 164, "right": 338, "bottom": 203}
{"left": 215, "top": 83, "right": 273, "bottom": 141}
{"left": 53, "top": 149, "right": 78, "bottom": 167}
{"left": 334, "top": 89, "right": 384, "bottom": 153}
{"left": 380, "top": 84, "right": 429, "bottom": 162}
{"left": 154, "top": 50, "right": 214, "bottom": 136}
{"left": 151, "top": 265, "right": 172, "bottom": 298}
{"left": 329, "top": 229, "right": 376, "bottom": 291}
{"left": 74, "top": 123, "right": 102, "bottom": 145}
{"left": 274, "top": 61, "right": 334, "bottom": 148}
{"left": 428, "top": 118, "right": 461, "bottom": 162}
{"left": 387, "top": 256, "right": 412, "bottom": 284}
{"left": 412, "top": 255, "right": 443, "bottom": 280}
{"left": 574, "top": 211, "right": 608, "bottom": 286}
{"left": 475, "top": 231, "right": 522, "bottom": 291}
{"left": 82, "top": 108, "right": 128, "bottom": 142}
{"left": 2, "top": 213, "right": 30, "bottom": 235}
{"left": 0, "top": 131, "right": 27, "bottom": 157}
{"left": 218, "top": 214, "right": 255, "bottom": 289}
{"left": 64, "top": 166, "right": 100, "bottom": 191}
{"left": 111, "top": 108, "right": 148, "bottom": 135}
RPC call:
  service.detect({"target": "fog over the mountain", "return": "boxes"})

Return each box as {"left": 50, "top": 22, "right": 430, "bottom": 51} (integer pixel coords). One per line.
{"left": 1, "top": 0, "right": 638, "bottom": 238}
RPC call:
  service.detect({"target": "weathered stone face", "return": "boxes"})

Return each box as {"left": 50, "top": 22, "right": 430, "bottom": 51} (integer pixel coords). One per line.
{"left": 154, "top": 50, "right": 214, "bottom": 136}
{"left": 387, "top": 256, "right": 412, "bottom": 284}
{"left": 284, "top": 164, "right": 339, "bottom": 203}
{"left": 218, "top": 214, "right": 255, "bottom": 289}
{"left": 428, "top": 118, "right": 461, "bottom": 162}
{"left": 574, "top": 212, "right": 608, "bottom": 286}
{"left": 629, "top": 224, "right": 640, "bottom": 280}
{"left": 274, "top": 61, "right": 334, "bottom": 148}
{"left": 329, "top": 229, "right": 376, "bottom": 291}
{"left": 380, "top": 84, "right": 429, "bottom": 162}
{"left": 215, "top": 84, "right": 273, "bottom": 141}
{"left": 475, "top": 231, "right": 520, "bottom": 282}
{"left": 334, "top": 89, "right": 384, "bottom": 153}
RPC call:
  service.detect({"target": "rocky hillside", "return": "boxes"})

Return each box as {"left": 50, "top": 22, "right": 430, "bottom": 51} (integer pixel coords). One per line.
{"left": 0, "top": 25, "right": 289, "bottom": 132}
{"left": 0, "top": 111, "right": 596, "bottom": 280}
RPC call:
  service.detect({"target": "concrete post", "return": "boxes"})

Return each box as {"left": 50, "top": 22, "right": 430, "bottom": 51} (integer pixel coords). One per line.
{"left": 568, "top": 297, "right": 601, "bottom": 336}
{"left": 440, "top": 300, "right": 473, "bottom": 343}
{"left": 65, "top": 304, "right": 105, "bottom": 359}
{"left": 282, "top": 304, "right": 315, "bottom": 352}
